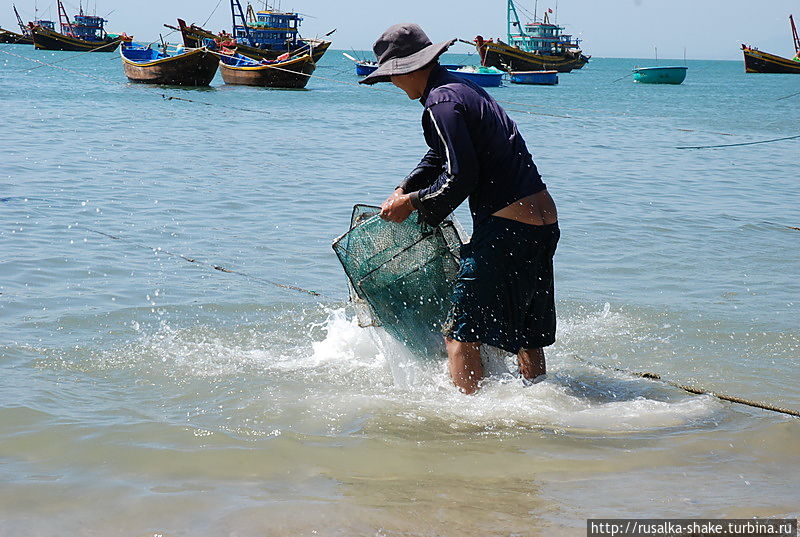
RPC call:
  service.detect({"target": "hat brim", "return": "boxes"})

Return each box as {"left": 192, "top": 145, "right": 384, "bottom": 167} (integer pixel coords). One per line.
{"left": 359, "top": 38, "right": 456, "bottom": 85}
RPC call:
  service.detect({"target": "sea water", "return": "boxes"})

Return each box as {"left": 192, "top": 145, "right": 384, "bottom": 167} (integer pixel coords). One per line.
{"left": 1, "top": 46, "right": 798, "bottom": 536}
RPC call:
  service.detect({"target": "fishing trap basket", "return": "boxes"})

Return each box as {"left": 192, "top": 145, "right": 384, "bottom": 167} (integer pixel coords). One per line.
{"left": 332, "top": 204, "right": 465, "bottom": 358}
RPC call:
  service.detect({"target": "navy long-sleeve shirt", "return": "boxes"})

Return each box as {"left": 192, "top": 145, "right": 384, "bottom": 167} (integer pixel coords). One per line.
{"left": 398, "top": 65, "right": 546, "bottom": 227}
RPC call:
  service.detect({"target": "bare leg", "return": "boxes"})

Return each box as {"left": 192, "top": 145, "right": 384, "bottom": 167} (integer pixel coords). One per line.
{"left": 445, "top": 337, "right": 483, "bottom": 394}
{"left": 517, "top": 347, "right": 546, "bottom": 381}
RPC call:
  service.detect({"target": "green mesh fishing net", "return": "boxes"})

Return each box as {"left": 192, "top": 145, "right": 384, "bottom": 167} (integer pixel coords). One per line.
{"left": 332, "top": 205, "right": 465, "bottom": 358}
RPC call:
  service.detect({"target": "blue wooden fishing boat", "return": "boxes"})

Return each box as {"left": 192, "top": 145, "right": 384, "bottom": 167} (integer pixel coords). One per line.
{"left": 342, "top": 53, "right": 377, "bottom": 76}
{"left": 345, "top": 53, "right": 501, "bottom": 86}
{"left": 355, "top": 61, "right": 378, "bottom": 76}
{"left": 509, "top": 70, "right": 558, "bottom": 85}
{"left": 353, "top": 61, "right": 376, "bottom": 76}
{"left": 447, "top": 66, "right": 503, "bottom": 87}
{"left": 632, "top": 66, "right": 688, "bottom": 84}
{"left": 120, "top": 43, "right": 219, "bottom": 86}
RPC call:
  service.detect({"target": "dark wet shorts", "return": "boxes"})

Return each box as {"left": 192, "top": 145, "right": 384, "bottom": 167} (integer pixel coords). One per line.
{"left": 443, "top": 216, "right": 559, "bottom": 353}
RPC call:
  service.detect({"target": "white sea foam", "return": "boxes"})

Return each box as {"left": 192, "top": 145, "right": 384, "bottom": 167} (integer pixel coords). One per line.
{"left": 93, "top": 304, "right": 721, "bottom": 434}
{"left": 303, "top": 307, "right": 722, "bottom": 433}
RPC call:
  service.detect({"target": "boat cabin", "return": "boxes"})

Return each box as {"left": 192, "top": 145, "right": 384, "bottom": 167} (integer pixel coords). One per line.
{"left": 67, "top": 14, "right": 107, "bottom": 41}
{"left": 235, "top": 9, "right": 301, "bottom": 50}
{"left": 512, "top": 22, "right": 568, "bottom": 54}
{"left": 34, "top": 19, "right": 55, "bottom": 30}
{"left": 507, "top": 0, "right": 581, "bottom": 54}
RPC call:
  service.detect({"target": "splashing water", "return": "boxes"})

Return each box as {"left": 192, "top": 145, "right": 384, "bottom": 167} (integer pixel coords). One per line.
{"left": 304, "top": 307, "right": 722, "bottom": 434}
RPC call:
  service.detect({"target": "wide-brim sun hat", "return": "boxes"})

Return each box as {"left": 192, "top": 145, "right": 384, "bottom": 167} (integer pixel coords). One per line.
{"left": 359, "top": 23, "right": 455, "bottom": 85}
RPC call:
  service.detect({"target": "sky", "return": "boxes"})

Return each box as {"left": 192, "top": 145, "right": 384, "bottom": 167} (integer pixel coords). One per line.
{"left": 5, "top": 0, "right": 800, "bottom": 60}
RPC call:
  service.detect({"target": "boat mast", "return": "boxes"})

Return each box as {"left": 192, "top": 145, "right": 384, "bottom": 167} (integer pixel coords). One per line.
{"left": 13, "top": 4, "right": 27, "bottom": 34}
{"left": 791, "top": 15, "right": 799, "bottom": 55}
{"left": 230, "top": 0, "right": 254, "bottom": 46}
{"left": 57, "top": 0, "right": 74, "bottom": 36}
{"left": 507, "top": 0, "right": 527, "bottom": 42}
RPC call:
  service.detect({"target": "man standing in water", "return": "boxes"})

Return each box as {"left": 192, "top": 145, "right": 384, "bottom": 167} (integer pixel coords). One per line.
{"left": 361, "top": 24, "right": 559, "bottom": 394}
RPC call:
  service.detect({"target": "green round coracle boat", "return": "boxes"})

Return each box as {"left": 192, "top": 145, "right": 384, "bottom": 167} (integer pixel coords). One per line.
{"left": 632, "top": 66, "right": 688, "bottom": 84}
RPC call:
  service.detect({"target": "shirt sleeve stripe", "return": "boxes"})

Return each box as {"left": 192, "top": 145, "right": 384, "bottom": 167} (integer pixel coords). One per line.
{"left": 420, "top": 173, "right": 454, "bottom": 202}
{"left": 428, "top": 108, "right": 452, "bottom": 175}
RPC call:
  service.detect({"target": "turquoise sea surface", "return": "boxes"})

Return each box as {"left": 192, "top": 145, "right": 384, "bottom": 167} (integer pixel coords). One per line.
{"left": 1, "top": 46, "right": 799, "bottom": 536}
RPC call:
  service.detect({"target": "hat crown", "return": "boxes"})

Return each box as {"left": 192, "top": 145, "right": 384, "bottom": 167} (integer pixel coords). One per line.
{"left": 373, "top": 23, "right": 433, "bottom": 65}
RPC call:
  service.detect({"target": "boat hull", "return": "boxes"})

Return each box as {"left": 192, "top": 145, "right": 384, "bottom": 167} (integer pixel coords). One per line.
{"left": 0, "top": 28, "right": 33, "bottom": 44}
{"left": 741, "top": 45, "right": 800, "bottom": 74}
{"left": 632, "top": 66, "right": 688, "bottom": 84}
{"left": 231, "top": 38, "right": 330, "bottom": 63}
{"left": 355, "top": 62, "right": 377, "bottom": 76}
{"left": 509, "top": 70, "right": 559, "bottom": 85}
{"left": 219, "top": 54, "right": 316, "bottom": 88}
{"left": 121, "top": 47, "right": 219, "bottom": 86}
{"left": 476, "top": 39, "right": 586, "bottom": 73}
{"left": 31, "top": 25, "right": 120, "bottom": 51}
{"left": 447, "top": 69, "right": 503, "bottom": 87}
{"left": 177, "top": 21, "right": 331, "bottom": 64}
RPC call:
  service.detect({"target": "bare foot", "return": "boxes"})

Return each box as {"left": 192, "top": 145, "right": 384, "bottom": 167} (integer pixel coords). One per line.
{"left": 517, "top": 347, "right": 546, "bottom": 380}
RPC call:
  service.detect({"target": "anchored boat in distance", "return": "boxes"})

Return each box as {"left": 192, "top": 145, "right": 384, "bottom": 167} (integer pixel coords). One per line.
{"left": 29, "top": 0, "right": 128, "bottom": 52}
{"left": 741, "top": 14, "right": 800, "bottom": 74}
{"left": 218, "top": 52, "right": 316, "bottom": 88}
{"left": 169, "top": 0, "right": 333, "bottom": 63}
{"left": 0, "top": 5, "right": 34, "bottom": 44}
{"left": 1, "top": 4, "right": 59, "bottom": 45}
{"left": 632, "top": 66, "right": 688, "bottom": 85}
{"left": 470, "top": 0, "right": 589, "bottom": 73}
{"left": 120, "top": 42, "right": 220, "bottom": 86}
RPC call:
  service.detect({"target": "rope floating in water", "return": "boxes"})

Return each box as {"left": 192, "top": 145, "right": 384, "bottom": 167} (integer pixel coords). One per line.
{"left": 81, "top": 227, "right": 325, "bottom": 298}
{"left": 574, "top": 356, "right": 800, "bottom": 418}
{"left": 1, "top": 47, "right": 118, "bottom": 84}
{"left": 159, "top": 94, "right": 270, "bottom": 115}
{"left": 17, "top": 39, "right": 125, "bottom": 72}
{"left": 776, "top": 90, "right": 800, "bottom": 101}
{"left": 676, "top": 133, "right": 800, "bottom": 149}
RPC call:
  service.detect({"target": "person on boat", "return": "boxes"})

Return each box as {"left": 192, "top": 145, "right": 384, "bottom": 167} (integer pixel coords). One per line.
{"left": 361, "top": 23, "right": 559, "bottom": 394}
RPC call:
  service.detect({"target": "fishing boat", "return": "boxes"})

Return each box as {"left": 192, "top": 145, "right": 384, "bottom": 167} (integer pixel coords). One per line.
{"left": 354, "top": 61, "right": 377, "bottom": 76}
{"left": 471, "top": 0, "right": 589, "bottom": 73}
{"left": 741, "top": 15, "right": 800, "bottom": 74}
{"left": 447, "top": 65, "right": 504, "bottom": 87}
{"left": 218, "top": 52, "right": 315, "bottom": 88}
{"left": 509, "top": 70, "right": 558, "bottom": 84}
{"left": 632, "top": 66, "right": 688, "bottom": 84}
{"left": 30, "top": 1, "right": 128, "bottom": 52}
{"left": 0, "top": 28, "right": 31, "bottom": 44}
{"left": 120, "top": 43, "right": 219, "bottom": 86}
{"left": 1, "top": 5, "right": 48, "bottom": 45}
{"left": 342, "top": 52, "right": 378, "bottom": 76}
{"left": 170, "top": 1, "right": 333, "bottom": 64}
